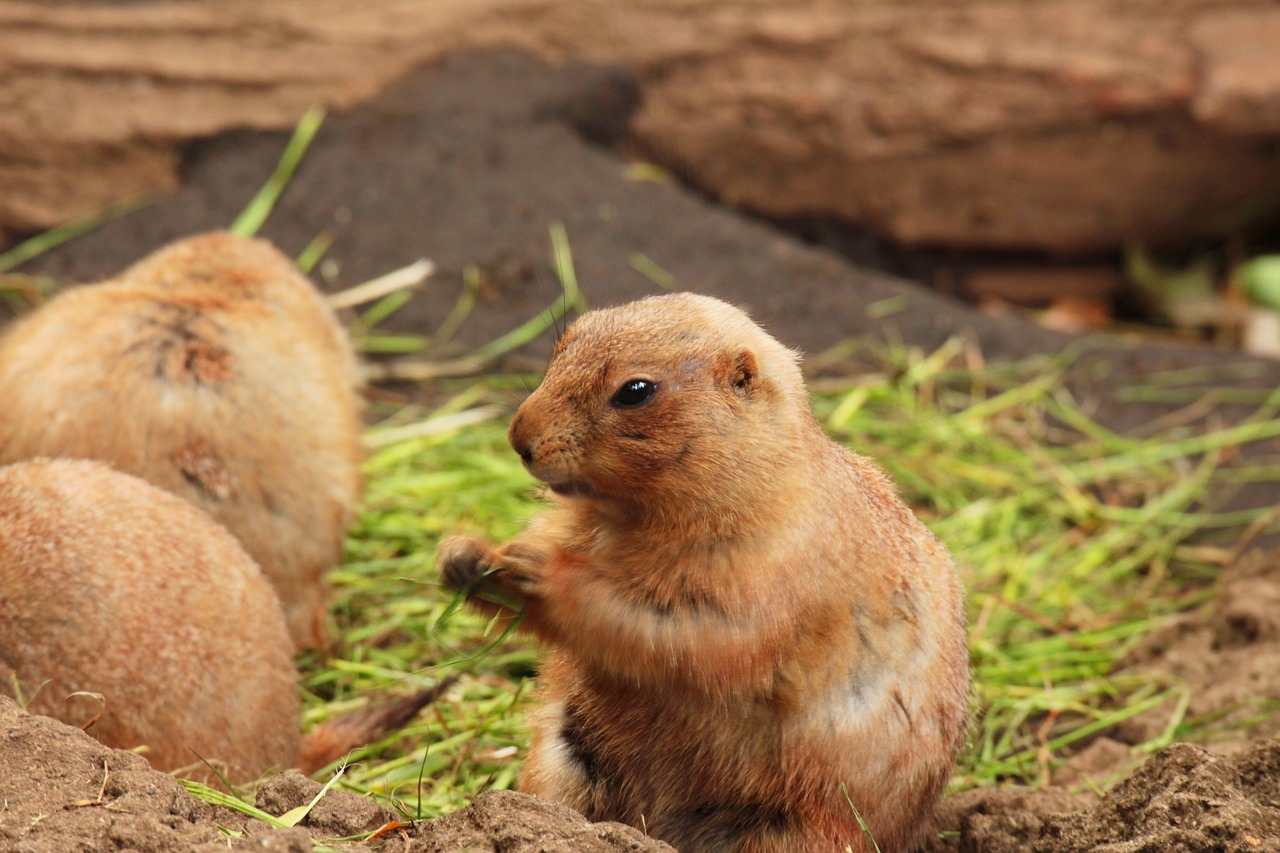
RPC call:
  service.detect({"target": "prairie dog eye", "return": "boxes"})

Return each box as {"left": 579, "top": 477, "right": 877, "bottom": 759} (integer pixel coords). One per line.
{"left": 611, "top": 379, "right": 658, "bottom": 409}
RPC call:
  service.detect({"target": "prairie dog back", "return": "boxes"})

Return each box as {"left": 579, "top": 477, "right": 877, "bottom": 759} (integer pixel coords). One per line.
{"left": 0, "top": 458, "right": 301, "bottom": 782}
{"left": 0, "top": 232, "right": 363, "bottom": 651}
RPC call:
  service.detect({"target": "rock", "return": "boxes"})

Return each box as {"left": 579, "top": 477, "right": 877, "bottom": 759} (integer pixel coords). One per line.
{"left": 5, "top": 1, "right": 1280, "bottom": 253}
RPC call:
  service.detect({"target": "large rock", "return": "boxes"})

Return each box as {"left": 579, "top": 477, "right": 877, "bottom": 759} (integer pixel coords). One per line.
{"left": 4, "top": 0, "right": 1280, "bottom": 252}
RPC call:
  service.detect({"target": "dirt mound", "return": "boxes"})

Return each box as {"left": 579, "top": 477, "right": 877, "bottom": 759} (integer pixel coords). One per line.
{"left": 0, "top": 694, "right": 312, "bottom": 852}
{"left": 922, "top": 549, "right": 1280, "bottom": 850}
{"left": 1116, "top": 549, "right": 1280, "bottom": 752}
{"left": 257, "top": 773, "right": 670, "bottom": 852}
{"left": 933, "top": 740, "right": 1280, "bottom": 852}
{"left": 8, "top": 683, "right": 1279, "bottom": 853}
{"left": 0, "top": 695, "right": 669, "bottom": 852}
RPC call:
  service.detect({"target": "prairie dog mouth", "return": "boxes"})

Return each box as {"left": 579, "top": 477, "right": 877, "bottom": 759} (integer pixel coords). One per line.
{"left": 545, "top": 479, "right": 599, "bottom": 500}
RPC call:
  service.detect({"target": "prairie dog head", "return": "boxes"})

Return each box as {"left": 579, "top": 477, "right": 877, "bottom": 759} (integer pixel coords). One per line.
{"left": 509, "top": 293, "right": 809, "bottom": 509}
{"left": 120, "top": 232, "right": 300, "bottom": 296}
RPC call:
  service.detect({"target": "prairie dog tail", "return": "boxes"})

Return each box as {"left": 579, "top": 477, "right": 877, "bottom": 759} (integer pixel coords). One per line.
{"left": 296, "top": 675, "right": 459, "bottom": 774}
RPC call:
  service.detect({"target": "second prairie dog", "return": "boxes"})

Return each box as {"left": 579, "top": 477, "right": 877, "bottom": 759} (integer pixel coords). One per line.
{"left": 0, "top": 459, "right": 456, "bottom": 782}
{"left": 0, "top": 232, "right": 363, "bottom": 651}
{"left": 439, "top": 294, "right": 970, "bottom": 852}
{"left": 0, "top": 458, "right": 300, "bottom": 782}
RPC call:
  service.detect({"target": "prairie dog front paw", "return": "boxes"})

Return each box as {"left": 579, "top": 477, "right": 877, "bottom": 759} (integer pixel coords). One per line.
{"left": 490, "top": 541, "right": 548, "bottom": 596}
{"left": 437, "top": 536, "right": 492, "bottom": 592}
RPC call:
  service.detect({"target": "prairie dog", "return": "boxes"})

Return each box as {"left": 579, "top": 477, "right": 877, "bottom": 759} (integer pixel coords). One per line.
{"left": 0, "top": 458, "right": 454, "bottom": 783}
{"left": 438, "top": 293, "right": 970, "bottom": 852}
{"left": 0, "top": 233, "right": 363, "bottom": 651}
{"left": 0, "top": 458, "right": 301, "bottom": 781}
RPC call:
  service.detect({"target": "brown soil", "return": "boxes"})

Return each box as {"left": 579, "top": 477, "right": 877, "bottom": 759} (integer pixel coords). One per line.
{"left": 929, "top": 740, "right": 1280, "bottom": 852}
{"left": 4, "top": 46, "right": 1280, "bottom": 853}
{"left": 7, "top": 665, "right": 1280, "bottom": 852}
{"left": 0, "top": 694, "right": 669, "bottom": 852}
{"left": 0, "top": 694, "right": 312, "bottom": 852}
{"left": 1118, "top": 548, "right": 1280, "bottom": 753}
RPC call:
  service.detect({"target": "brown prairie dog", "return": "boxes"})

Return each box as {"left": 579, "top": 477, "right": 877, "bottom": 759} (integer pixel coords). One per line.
{"left": 439, "top": 293, "right": 970, "bottom": 852}
{"left": 0, "top": 458, "right": 301, "bottom": 782}
{"left": 0, "top": 458, "right": 453, "bottom": 783}
{"left": 0, "top": 233, "right": 363, "bottom": 651}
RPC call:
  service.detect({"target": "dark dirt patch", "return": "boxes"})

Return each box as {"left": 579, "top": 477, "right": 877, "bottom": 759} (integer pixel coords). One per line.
{"left": 13, "top": 50, "right": 1024, "bottom": 365}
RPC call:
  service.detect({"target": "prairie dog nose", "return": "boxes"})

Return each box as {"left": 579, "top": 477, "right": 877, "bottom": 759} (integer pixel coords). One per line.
{"left": 508, "top": 412, "right": 534, "bottom": 465}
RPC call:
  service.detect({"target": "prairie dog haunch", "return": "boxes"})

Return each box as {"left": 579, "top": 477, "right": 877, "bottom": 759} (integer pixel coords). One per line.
{"left": 0, "top": 233, "right": 363, "bottom": 650}
{"left": 439, "top": 293, "right": 970, "bottom": 852}
{"left": 0, "top": 458, "right": 301, "bottom": 781}
{"left": 0, "top": 458, "right": 451, "bottom": 783}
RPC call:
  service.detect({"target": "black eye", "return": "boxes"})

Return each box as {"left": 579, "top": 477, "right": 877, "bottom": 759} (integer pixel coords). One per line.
{"left": 611, "top": 379, "right": 657, "bottom": 409}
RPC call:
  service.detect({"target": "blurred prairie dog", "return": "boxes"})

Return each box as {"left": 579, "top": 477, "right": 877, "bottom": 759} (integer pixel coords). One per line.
{"left": 0, "top": 458, "right": 300, "bottom": 781}
{"left": 0, "top": 233, "right": 363, "bottom": 651}
{"left": 0, "top": 459, "right": 453, "bottom": 782}
{"left": 439, "top": 294, "right": 970, "bottom": 852}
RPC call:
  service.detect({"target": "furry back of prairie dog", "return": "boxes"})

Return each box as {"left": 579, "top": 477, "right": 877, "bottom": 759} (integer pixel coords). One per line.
{"left": 0, "top": 233, "right": 363, "bottom": 651}
{"left": 0, "top": 458, "right": 301, "bottom": 781}
{"left": 0, "top": 458, "right": 453, "bottom": 783}
{"left": 439, "top": 293, "right": 970, "bottom": 852}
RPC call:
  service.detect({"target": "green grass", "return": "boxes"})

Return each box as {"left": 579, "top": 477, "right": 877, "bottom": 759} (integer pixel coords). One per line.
{"left": 229, "top": 105, "right": 326, "bottom": 238}
{"left": 297, "top": 334, "right": 1280, "bottom": 817}
{"left": 0, "top": 194, "right": 158, "bottom": 275}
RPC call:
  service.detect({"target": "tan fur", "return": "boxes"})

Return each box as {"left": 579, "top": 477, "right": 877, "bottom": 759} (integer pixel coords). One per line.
{"left": 0, "top": 459, "right": 453, "bottom": 783}
{"left": 0, "top": 233, "right": 363, "bottom": 651}
{"left": 439, "top": 294, "right": 970, "bottom": 852}
{"left": 0, "top": 458, "right": 301, "bottom": 782}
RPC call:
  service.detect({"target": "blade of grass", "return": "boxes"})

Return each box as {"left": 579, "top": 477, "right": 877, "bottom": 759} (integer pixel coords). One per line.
{"left": 0, "top": 194, "right": 158, "bottom": 274}
{"left": 230, "top": 105, "right": 326, "bottom": 237}
{"left": 329, "top": 259, "right": 435, "bottom": 311}
{"left": 296, "top": 231, "right": 334, "bottom": 275}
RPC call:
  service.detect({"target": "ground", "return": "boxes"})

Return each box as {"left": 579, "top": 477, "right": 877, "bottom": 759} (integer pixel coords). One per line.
{"left": 3, "top": 48, "right": 1280, "bottom": 852}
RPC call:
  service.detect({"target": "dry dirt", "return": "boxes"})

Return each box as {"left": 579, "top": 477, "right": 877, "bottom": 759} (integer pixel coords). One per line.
{"left": 930, "top": 740, "right": 1280, "bottom": 852}
{"left": 4, "top": 43, "right": 1280, "bottom": 853}
{"left": 0, "top": 694, "right": 670, "bottom": 852}
{"left": 1119, "top": 549, "right": 1280, "bottom": 753}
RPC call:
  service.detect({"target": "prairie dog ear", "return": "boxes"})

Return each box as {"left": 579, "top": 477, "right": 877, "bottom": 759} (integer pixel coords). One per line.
{"left": 731, "top": 348, "right": 758, "bottom": 394}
